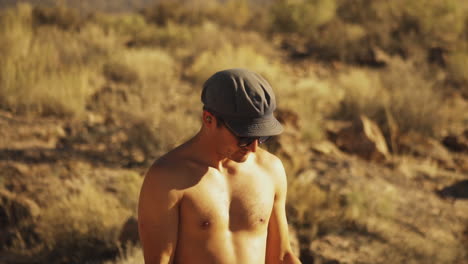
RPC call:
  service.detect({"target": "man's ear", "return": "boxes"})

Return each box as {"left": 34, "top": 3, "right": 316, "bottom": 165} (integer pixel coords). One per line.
{"left": 202, "top": 111, "right": 215, "bottom": 127}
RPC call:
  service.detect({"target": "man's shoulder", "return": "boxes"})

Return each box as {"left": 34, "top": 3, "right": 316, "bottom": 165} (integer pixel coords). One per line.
{"left": 255, "top": 147, "right": 284, "bottom": 173}
{"left": 144, "top": 147, "right": 206, "bottom": 190}
{"left": 253, "top": 148, "right": 286, "bottom": 191}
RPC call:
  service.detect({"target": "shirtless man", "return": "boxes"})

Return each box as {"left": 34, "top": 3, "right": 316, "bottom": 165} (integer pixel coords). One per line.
{"left": 138, "top": 69, "right": 302, "bottom": 264}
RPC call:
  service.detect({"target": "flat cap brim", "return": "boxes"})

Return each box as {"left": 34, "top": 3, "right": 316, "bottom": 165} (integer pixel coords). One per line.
{"left": 224, "top": 114, "right": 284, "bottom": 137}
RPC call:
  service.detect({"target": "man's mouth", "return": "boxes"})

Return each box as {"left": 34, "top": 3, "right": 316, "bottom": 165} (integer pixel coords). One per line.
{"left": 239, "top": 150, "right": 249, "bottom": 155}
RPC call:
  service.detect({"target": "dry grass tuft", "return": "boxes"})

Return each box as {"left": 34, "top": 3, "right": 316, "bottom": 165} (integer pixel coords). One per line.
{"left": 0, "top": 4, "right": 116, "bottom": 116}
{"left": 286, "top": 170, "right": 344, "bottom": 243}
{"left": 105, "top": 245, "right": 144, "bottom": 264}
{"left": 36, "top": 178, "right": 131, "bottom": 262}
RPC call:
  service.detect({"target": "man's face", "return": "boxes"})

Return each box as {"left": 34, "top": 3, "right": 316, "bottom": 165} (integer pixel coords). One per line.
{"left": 215, "top": 122, "right": 259, "bottom": 163}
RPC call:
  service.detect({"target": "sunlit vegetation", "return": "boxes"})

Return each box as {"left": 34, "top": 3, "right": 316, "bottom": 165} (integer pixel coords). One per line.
{"left": 1, "top": 0, "right": 467, "bottom": 263}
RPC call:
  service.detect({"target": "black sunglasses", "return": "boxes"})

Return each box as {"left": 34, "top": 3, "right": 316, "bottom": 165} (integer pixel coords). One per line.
{"left": 234, "top": 134, "right": 271, "bottom": 148}
{"left": 209, "top": 110, "right": 271, "bottom": 147}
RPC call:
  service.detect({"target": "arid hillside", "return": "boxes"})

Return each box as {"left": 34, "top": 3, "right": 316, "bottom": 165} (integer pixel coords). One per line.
{"left": 1, "top": 1, "right": 468, "bottom": 263}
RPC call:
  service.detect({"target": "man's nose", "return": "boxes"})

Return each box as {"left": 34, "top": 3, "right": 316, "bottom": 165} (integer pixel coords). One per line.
{"left": 247, "top": 139, "right": 258, "bottom": 152}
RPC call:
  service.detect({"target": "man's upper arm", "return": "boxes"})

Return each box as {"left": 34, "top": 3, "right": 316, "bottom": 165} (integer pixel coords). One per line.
{"left": 138, "top": 165, "right": 181, "bottom": 264}
{"left": 265, "top": 158, "right": 302, "bottom": 264}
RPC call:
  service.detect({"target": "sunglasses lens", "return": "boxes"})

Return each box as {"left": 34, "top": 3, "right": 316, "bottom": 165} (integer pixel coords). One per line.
{"left": 238, "top": 136, "right": 271, "bottom": 147}
{"left": 259, "top": 136, "right": 271, "bottom": 144}
{"left": 238, "top": 137, "right": 253, "bottom": 147}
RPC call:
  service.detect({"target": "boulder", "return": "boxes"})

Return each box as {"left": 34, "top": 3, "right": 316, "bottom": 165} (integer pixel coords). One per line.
{"left": 436, "top": 180, "right": 468, "bottom": 199}
{"left": 0, "top": 189, "right": 40, "bottom": 250}
{"left": 442, "top": 134, "right": 468, "bottom": 153}
{"left": 454, "top": 155, "right": 468, "bottom": 173}
{"left": 324, "top": 120, "right": 353, "bottom": 143}
{"left": 333, "top": 116, "right": 389, "bottom": 161}
{"left": 0, "top": 189, "right": 40, "bottom": 226}
{"left": 118, "top": 216, "right": 139, "bottom": 247}
{"left": 310, "top": 140, "right": 347, "bottom": 158}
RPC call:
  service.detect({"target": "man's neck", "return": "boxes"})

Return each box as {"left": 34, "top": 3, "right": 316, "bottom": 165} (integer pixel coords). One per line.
{"left": 186, "top": 131, "right": 230, "bottom": 171}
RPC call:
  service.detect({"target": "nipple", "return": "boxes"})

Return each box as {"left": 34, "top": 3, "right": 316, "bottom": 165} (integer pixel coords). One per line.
{"left": 201, "top": 220, "right": 211, "bottom": 229}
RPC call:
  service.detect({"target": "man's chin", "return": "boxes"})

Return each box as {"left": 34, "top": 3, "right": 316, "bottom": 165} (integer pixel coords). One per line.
{"left": 230, "top": 151, "right": 250, "bottom": 163}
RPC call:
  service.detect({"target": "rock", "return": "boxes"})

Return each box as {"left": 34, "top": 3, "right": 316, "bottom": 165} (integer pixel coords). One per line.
{"left": 118, "top": 216, "right": 139, "bottom": 247}
{"left": 334, "top": 116, "right": 389, "bottom": 161}
{"left": 310, "top": 140, "right": 347, "bottom": 158}
{"left": 324, "top": 120, "right": 353, "bottom": 143}
{"left": 454, "top": 155, "right": 468, "bottom": 173}
{"left": 0, "top": 189, "right": 40, "bottom": 226}
{"left": 436, "top": 180, "right": 468, "bottom": 199}
{"left": 442, "top": 135, "right": 468, "bottom": 153}
{"left": 0, "top": 189, "right": 40, "bottom": 250}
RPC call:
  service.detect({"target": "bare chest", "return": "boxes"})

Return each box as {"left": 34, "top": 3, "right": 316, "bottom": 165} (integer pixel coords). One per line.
{"left": 180, "top": 169, "right": 275, "bottom": 233}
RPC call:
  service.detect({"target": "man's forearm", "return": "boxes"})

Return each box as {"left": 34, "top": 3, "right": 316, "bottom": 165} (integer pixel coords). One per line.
{"left": 283, "top": 252, "right": 302, "bottom": 264}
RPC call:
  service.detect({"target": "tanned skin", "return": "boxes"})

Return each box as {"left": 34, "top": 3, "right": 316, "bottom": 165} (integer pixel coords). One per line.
{"left": 138, "top": 110, "right": 302, "bottom": 264}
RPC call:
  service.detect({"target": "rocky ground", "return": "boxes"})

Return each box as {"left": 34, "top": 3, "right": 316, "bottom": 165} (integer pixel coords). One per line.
{"left": 1, "top": 102, "right": 468, "bottom": 264}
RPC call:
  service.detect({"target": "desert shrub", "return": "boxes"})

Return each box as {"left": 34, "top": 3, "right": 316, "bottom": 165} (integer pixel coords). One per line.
{"left": 37, "top": 178, "right": 131, "bottom": 262}
{"left": 103, "top": 62, "right": 139, "bottom": 84}
{"left": 334, "top": 68, "right": 385, "bottom": 120}
{"left": 0, "top": 27, "right": 92, "bottom": 115}
{"left": 400, "top": 0, "right": 467, "bottom": 46}
{"left": 181, "top": 22, "right": 279, "bottom": 61}
{"left": 125, "top": 21, "right": 194, "bottom": 48}
{"left": 32, "top": 5, "right": 82, "bottom": 30}
{"left": 91, "top": 12, "right": 147, "bottom": 36}
{"left": 334, "top": 59, "right": 449, "bottom": 137}
{"left": 105, "top": 245, "right": 144, "bottom": 264}
{"left": 270, "top": 0, "right": 337, "bottom": 36}
{"left": 112, "top": 109, "right": 199, "bottom": 164}
{"left": 142, "top": 0, "right": 256, "bottom": 29}
{"left": 0, "top": 4, "right": 115, "bottom": 116}
{"left": 269, "top": 0, "right": 377, "bottom": 63}
{"left": 102, "top": 172, "right": 143, "bottom": 214}
{"left": 270, "top": 0, "right": 467, "bottom": 64}
{"left": 286, "top": 170, "right": 344, "bottom": 250}
{"left": 187, "top": 43, "right": 282, "bottom": 85}
{"left": 0, "top": 4, "right": 33, "bottom": 62}
{"left": 142, "top": 0, "right": 219, "bottom": 26}
{"left": 381, "top": 60, "right": 448, "bottom": 136}
{"left": 276, "top": 70, "right": 339, "bottom": 142}
{"left": 210, "top": 0, "right": 252, "bottom": 29}
{"left": 142, "top": 0, "right": 189, "bottom": 26}
{"left": 93, "top": 48, "right": 179, "bottom": 114}
{"left": 344, "top": 183, "right": 397, "bottom": 223}
{"left": 344, "top": 178, "right": 464, "bottom": 264}
{"left": 91, "top": 47, "right": 200, "bottom": 156}
{"left": 126, "top": 20, "right": 274, "bottom": 66}
{"left": 309, "top": 20, "right": 370, "bottom": 62}
{"left": 446, "top": 49, "right": 468, "bottom": 86}
{"left": 121, "top": 48, "right": 178, "bottom": 85}
{"left": 337, "top": 0, "right": 468, "bottom": 59}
